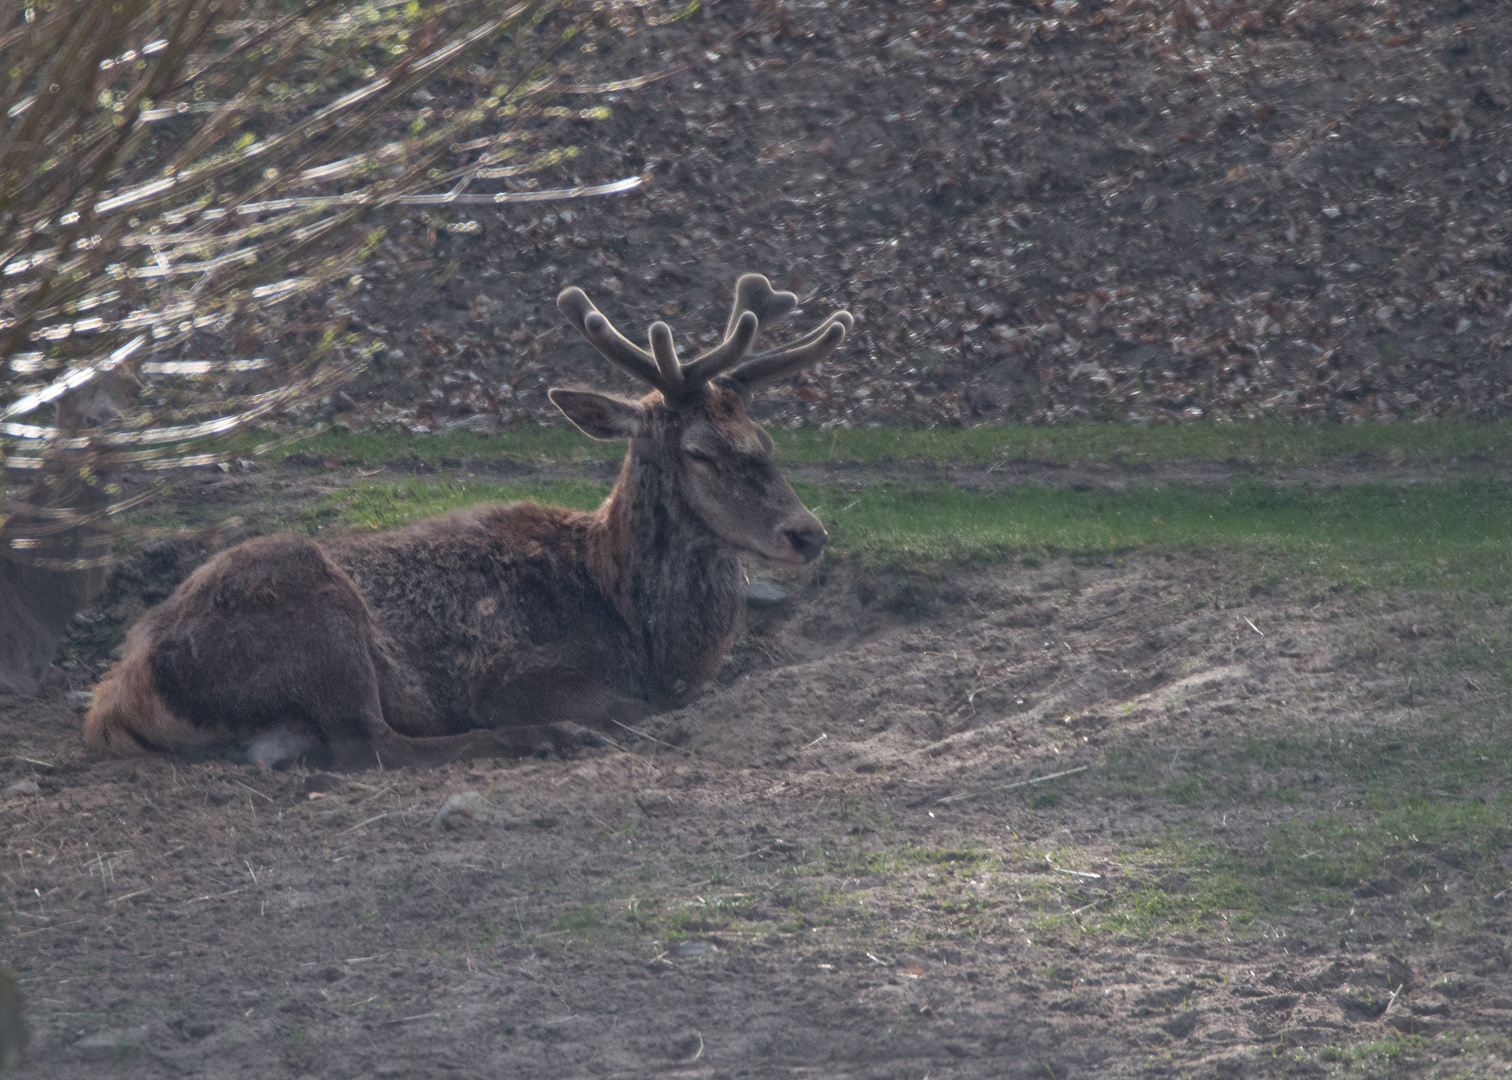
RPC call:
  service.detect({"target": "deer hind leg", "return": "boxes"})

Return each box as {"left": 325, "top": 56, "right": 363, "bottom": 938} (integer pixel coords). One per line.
{"left": 84, "top": 619, "right": 203, "bottom": 757}
{"left": 88, "top": 536, "right": 506, "bottom": 769}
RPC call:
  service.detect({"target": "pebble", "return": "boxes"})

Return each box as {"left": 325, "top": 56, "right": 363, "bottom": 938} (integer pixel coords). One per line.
{"left": 745, "top": 580, "right": 789, "bottom": 608}
{"left": 668, "top": 941, "right": 716, "bottom": 957}
{"left": 432, "top": 790, "right": 487, "bottom": 829}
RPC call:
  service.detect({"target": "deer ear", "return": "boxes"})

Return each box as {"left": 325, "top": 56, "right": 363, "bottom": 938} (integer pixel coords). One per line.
{"left": 548, "top": 388, "right": 646, "bottom": 440}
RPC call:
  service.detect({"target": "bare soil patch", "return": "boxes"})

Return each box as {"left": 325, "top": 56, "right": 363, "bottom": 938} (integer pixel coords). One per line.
{"left": 6, "top": 502, "right": 1511, "bottom": 1076}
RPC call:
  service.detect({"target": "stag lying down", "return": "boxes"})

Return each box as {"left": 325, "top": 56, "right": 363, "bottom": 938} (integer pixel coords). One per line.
{"left": 84, "top": 274, "right": 852, "bottom": 769}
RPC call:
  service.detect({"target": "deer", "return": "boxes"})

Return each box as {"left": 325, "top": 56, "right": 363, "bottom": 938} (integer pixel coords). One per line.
{"left": 83, "top": 274, "right": 852, "bottom": 770}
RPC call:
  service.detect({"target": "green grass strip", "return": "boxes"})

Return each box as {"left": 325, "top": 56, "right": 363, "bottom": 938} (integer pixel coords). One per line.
{"left": 797, "top": 477, "right": 1512, "bottom": 589}
{"left": 306, "top": 476, "right": 1512, "bottom": 593}
{"left": 773, "top": 418, "right": 1512, "bottom": 467}
{"left": 243, "top": 419, "right": 1512, "bottom": 468}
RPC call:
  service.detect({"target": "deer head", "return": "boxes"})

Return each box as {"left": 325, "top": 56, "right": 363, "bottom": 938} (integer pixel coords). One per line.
{"left": 550, "top": 274, "right": 852, "bottom": 565}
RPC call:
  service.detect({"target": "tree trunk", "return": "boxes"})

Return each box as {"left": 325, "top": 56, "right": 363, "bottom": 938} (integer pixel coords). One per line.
{"left": 0, "top": 544, "right": 110, "bottom": 695}
{"left": 0, "top": 375, "right": 129, "bottom": 695}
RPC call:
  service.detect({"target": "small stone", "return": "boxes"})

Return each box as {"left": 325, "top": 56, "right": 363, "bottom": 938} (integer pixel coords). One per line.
{"left": 668, "top": 941, "right": 716, "bottom": 958}
{"left": 432, "top": 791, "right": 487, "bottom": 829}
{"left": 745, "top": 580, "right": 789, "bottom": 608}
{"left": 4, "top": 780, "right": 39, "bottom": 797}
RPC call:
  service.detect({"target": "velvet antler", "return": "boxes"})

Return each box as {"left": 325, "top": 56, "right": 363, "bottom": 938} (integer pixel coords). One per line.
{"left": 558, "top": 273, "right": 852, "bottom": 401}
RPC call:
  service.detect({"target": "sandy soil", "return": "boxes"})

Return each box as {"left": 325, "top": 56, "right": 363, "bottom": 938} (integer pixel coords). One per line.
{"left": 4, "top": 477, "right": 1510, "bottom": 1076}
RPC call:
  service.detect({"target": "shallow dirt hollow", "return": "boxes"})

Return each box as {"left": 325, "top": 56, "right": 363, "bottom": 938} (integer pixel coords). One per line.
{"left": 4, "top": 538, "right": 1510, "bottom": 1078}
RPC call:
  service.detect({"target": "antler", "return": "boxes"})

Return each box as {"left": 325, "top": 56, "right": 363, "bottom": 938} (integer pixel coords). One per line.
{"left": 556, "top": 286, "right": 664, "bottom": 389}
{"left": 557, "top": 273, "right": 852, "bottom": 401}
{"left": 724, "top": 309, "right": 854, "bottom": 391}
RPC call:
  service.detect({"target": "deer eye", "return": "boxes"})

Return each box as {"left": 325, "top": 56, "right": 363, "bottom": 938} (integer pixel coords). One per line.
{"left": 685, "top": 446, "right": 717, "bottom": 465}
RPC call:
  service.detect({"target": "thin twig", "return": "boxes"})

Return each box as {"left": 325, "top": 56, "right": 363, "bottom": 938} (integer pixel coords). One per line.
{"left": 232, "top": 778, "right": 273, "bottom": 802}
{"left": 595, "top": 734, "right": 661, "bottom": 776}
{"left": 937, "top": 765, "right": 1090, "bottom": 805}
{"left": 610, "top": 719, "right": 691, "bottom": 755}
{"left": 6, "top": 918, "right": 88, "bottom": 937}
{"left": 424, "top": 874, "right": 457, "bottom": 905}
{"left": 338, "top": 812, "right": 395, "bottom": 835}
{"left": 384, "top": 1012, "right": 445, "bottom": 1025}
{"left": 185, "top": 887, "right": 245, "bottom": 903}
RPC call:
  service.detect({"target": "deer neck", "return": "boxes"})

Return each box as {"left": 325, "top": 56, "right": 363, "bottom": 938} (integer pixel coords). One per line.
{"left": 588, "top": 443, "right": 743, "bottom": 701}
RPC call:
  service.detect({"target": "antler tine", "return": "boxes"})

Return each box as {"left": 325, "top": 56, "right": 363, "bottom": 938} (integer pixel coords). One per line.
{"left": 680, "top": 273, "right": 791, "bottom": 386}
{"left": 680, "top": 309, "right": 758, "bottom": 385}
{"left": 754, "top": 309, "right": 854, "bottom": 356}
{"left": 557, "top": 286, "right": 666, "bottom": 391}
{"left": 727, "top": 310, "right": 853, "bottom": 391}
{"left": 648, "top": 322, "right": 683, "bottom": 393}
{"left": 726, "top": 273, "right": 798, "bottom": 338}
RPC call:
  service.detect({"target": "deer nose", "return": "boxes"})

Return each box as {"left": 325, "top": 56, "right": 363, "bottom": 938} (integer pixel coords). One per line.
{"left": 785, "top": 527, "right": 827, "bottom": 563}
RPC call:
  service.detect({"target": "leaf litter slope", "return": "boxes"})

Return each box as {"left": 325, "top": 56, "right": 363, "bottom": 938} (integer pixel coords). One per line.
{"left": 334, "top": 0, "right": 1512, "bottom": 434}
{"left": 5, "top": 532, "right": 1512, "bottom": 1076}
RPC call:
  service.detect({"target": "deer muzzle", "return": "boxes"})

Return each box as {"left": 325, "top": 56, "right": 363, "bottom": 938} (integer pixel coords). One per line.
{"left": 779, "top": 508, "right": 827, "bottom": 564}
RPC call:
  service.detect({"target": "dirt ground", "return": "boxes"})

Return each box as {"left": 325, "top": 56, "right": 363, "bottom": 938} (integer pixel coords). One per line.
{"left": 4, "top": 453, "right": 1512, "bottom": 1079}
{"left": 290, "top": 0, "right": 1512, "bottom": 435}
{"left": 9, "top": 0, "right": 1512, "bottom": 1073}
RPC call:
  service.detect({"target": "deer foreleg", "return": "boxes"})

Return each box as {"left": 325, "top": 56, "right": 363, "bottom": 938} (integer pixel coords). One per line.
{"left": 470, "top": 665, "right": 652, "bottom": 737}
